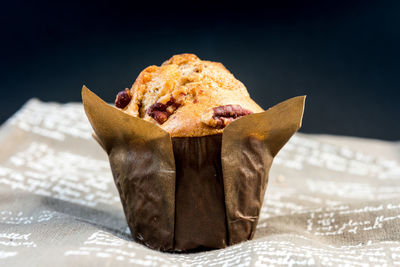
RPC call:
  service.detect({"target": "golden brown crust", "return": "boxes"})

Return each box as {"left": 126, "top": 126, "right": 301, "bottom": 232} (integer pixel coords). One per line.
{"left": 121, "top": 53, "right": 264, "bottom": 137}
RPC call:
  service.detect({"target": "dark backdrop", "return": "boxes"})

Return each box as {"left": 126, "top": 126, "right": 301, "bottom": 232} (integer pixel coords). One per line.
{"left": 1, "top": 0, "right": 399, "bottom": 140}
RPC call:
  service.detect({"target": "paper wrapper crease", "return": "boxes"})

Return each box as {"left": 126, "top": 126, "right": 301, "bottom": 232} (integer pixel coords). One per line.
{"left": 82, "top": 86, "right": 305, "bottom": 251}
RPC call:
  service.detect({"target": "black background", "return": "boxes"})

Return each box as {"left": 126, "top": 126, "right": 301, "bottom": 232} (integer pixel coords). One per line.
{"left": 1, "top": 0, "right": 399, "bottom": 140}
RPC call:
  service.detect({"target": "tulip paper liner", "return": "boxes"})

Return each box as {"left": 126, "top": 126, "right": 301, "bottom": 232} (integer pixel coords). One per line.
{"left": 82, "top": 86, "right": 305, "bottom": 251}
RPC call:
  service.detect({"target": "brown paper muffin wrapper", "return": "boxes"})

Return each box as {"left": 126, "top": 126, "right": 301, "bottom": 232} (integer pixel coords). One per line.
{"left": 82, "top": 86, "right": 305, "bottom": 251}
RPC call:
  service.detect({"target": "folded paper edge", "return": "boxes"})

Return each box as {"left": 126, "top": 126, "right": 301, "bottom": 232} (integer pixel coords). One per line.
{"left": 221, "top": 95, "right": 306, "bottom": 245}
{"left": 81, "top": 85, "right": 173, "bottom": 152}
{"left": 223, "top": 95, "right": 306, "bottom": 156}
{"left": 81, "top": 85, "right": 177, "bottom": 250}
{"left": 225, "top": 95, "right": 306, "bottom": 132}
{"left": 91, "top": 132, "right": 106, "bottom": 151}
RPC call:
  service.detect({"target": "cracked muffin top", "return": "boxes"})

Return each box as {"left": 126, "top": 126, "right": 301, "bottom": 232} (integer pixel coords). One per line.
{"left": 114, "top": 53, "right": 264, "bottom": 137}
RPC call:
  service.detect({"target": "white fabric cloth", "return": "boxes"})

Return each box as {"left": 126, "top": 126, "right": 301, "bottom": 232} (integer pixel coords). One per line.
{"left": 0, "top": 99, "right": 399, "bottom": 266}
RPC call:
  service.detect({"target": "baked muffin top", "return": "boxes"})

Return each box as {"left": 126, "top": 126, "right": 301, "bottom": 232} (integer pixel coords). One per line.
{"left": 115, "top": 54, "right": 264, "bottom": 137}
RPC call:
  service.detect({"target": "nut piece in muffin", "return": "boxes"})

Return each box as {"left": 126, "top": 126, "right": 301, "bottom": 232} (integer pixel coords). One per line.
{"left": 115, "top": 53, "right": 263, "bottom": 137}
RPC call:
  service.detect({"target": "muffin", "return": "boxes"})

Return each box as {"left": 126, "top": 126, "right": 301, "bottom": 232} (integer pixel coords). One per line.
{"left": 82, "top": 53, "right": 305, "bottom": 251}
{"left": 114, "top": 53, "right": 263, "bottom": 136}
